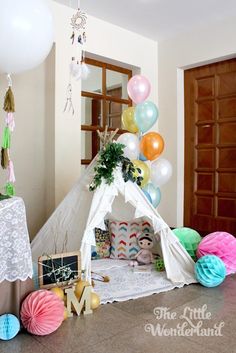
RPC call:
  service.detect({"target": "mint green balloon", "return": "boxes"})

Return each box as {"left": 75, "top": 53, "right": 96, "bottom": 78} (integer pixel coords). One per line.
{"left": 135, "top": 101, "right": 159, "bottom": 133}
{"left": 173, "top": 227, "right": 201, "bottom": 260}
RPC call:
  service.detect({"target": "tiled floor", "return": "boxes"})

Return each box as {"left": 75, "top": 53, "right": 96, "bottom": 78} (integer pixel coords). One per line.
{"left": 1, "top": 274, "right": 235, "bottom": 353}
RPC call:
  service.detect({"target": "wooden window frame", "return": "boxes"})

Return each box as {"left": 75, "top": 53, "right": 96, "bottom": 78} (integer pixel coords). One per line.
{"left": 81, "top": 57, "right": 132, "bottom": 165}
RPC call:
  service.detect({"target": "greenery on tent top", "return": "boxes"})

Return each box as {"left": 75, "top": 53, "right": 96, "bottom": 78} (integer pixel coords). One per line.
{"left": 89, "top": 142, "right": 143, "bottom": 191}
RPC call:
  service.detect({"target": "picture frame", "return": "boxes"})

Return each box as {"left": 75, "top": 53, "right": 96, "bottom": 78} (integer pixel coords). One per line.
{"left": 38, "top": 251, "right": 81, "bottom": 289}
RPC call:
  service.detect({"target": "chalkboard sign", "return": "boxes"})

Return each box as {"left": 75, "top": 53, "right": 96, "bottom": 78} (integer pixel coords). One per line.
{"left": 38, "top": 251, "right": 81, "bottom": 289}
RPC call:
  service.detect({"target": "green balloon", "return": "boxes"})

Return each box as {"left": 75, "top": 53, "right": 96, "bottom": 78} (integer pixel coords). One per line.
{"left": 173, "top": 227, "right": 201, "bottom": 260}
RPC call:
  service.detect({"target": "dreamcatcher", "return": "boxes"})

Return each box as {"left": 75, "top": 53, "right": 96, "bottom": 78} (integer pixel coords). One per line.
{"left": 64, "top": 2, "right": 89, "bottom": 114}
{"left": 70, "top": 8, "right": 87, "bottom": 45}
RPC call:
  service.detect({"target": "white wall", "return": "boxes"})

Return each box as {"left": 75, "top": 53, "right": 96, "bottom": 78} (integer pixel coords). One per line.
{"left": 158, "top": 16, "right": 236, "bottom": 227}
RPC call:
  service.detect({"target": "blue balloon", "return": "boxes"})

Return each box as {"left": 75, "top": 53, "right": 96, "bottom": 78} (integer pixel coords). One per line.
{"left": 195, "top": 255, "right": 226, "bottom": 288}
{"left": 135, "top": 101, "right": 159, "bottom": 133}
{"left": 139, "top": 152, "right": 147, "bottom": 161}
{"left": 142, "top": 183, "right": 161, "bottom": 208}
{"left": 142, "top": 189, "right": 152, "bottom": 204}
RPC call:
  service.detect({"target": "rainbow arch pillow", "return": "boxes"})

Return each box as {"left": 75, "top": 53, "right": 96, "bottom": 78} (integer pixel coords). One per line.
{"left": 109, "top": 220, "right": 154, "bottom": 260}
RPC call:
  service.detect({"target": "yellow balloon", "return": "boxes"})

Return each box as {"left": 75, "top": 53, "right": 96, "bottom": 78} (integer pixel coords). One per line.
{"left": 132, "top": 160, "right": 150, "bottom": 187}
{"left": 122, "top": 107, "right": 139, "bottom": 133}
{"left": 91, "top": 292, "right": 100, "bottom": 310}
{"left": 50, "top": 287, "right": 65, "bottom": 301}
{"left": 75, "top": 280, "right": 90, "bottom": 299}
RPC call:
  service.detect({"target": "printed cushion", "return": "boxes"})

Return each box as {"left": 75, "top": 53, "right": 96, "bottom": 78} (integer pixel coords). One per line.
{"left": 91, "top": 221, "right": 111, "bottom": 260}
{"left": 109, "top": 220, "right": 154, "bottom": 260}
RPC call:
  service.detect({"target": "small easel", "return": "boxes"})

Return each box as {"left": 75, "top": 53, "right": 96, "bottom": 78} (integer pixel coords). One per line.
{"left": 96, "top": 125, "right": 119, "bottom": 149}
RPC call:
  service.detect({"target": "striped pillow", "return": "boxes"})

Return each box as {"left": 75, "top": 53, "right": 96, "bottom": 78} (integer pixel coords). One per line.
{"left": 109, "top": 220, "right": 153, "bottom": 260}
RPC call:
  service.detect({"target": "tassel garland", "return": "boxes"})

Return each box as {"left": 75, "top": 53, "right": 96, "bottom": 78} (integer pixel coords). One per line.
{"left": 2, "top": 127, "right": 11, "bottom": 149}
{"left": 1, "top": 74, "right": 16, "bottom": 195}
{"left": 5, "top": 182, "right": 15, "bottom": 197}
{"left": 1, "top": 148, "right": 9, "bottom": 169}
{"left": 7, "top": 160, "right": 16, "bottom": 183}
{"left": 5, "top": 113, "right": 15, "bottom": 132}
{"left": 3, "top": 87, "right": 15, "bottom": 113}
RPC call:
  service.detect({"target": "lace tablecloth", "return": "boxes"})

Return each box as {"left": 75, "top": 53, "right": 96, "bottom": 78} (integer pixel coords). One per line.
{"left": 0, "top": 197, "right": 33, "bottom": 283}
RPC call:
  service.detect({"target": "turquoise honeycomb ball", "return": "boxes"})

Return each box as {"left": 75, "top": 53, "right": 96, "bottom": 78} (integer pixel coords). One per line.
{"left": 0, "top": 314, "right": 20, "bottom": 340}
{"left": 195, "top": 255, "right": 226, "bottom": 288}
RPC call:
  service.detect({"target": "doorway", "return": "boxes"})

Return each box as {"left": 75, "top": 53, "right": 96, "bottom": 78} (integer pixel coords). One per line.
{"left": 184, "top": 58, "right": 236, "bottom": 234}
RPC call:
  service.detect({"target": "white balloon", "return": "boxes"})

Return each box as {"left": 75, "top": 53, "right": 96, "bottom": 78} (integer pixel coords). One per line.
{"left": 117, "top": 133, "right": 140, "bottom": 160}
{"left": 151, "top": 158, "right": 173, "bottom": 187}
{"left": 0, "top": 0, "right": 54, "bottom": 74}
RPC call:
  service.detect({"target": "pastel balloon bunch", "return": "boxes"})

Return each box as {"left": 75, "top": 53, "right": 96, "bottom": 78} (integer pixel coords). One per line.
{"left": 117, "top": 75, "right": 173, "bottom": 208}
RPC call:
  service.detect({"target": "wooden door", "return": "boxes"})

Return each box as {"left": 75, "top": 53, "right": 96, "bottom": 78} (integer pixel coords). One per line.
{"left": 184, "top": 58, "right": 236, "bottom": 235}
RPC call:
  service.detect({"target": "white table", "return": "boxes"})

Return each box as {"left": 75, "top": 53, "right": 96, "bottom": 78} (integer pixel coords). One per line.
{"left": 0, "top": 197, "right": 33, "bottom": 317}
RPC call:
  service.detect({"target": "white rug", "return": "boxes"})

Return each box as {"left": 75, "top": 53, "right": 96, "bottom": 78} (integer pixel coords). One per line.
{"left": 92, "top": 259, "right": 185, "bottom": 304}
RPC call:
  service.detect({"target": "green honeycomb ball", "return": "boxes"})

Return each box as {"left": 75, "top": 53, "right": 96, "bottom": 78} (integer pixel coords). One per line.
{"left": 155, "top": 258, "right": 165, "bottom": 272}
{"left": 173, "top": 227, "right": 201, "bottom": 260}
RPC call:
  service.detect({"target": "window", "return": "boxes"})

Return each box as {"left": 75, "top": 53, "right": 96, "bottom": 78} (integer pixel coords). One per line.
{"left": 81, "top": 58, "right": 132, "bottom": 165}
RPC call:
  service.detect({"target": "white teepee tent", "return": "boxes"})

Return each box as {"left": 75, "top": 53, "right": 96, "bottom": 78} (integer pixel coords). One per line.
{"left": 31, "top": 156, "right": 197, "bottom": 286}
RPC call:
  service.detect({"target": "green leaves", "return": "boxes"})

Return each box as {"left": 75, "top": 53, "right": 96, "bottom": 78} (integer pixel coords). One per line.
{"left": 89, "top": 142, "right": 143, "bottom": 191}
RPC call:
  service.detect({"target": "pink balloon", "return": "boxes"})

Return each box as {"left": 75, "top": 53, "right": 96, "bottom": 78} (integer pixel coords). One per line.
{"left": 127, "top": 75, "right": 151, "bottom": 104}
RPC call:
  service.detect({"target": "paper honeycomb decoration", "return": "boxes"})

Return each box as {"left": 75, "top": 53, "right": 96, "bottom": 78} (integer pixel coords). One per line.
{"left": 21, "top": 290, "right": 64, "bottom": 336}
{"left": 173, "top": 227, "right": 201, "bottom": 260}
{"left": 0, "top": 314, "right": 20, "bottom": 340}
{"left": 195, "top": 255, "right": 226, "bottom": 287}
{"left": 197, "top": 231, "right": 236, "bottom": 275}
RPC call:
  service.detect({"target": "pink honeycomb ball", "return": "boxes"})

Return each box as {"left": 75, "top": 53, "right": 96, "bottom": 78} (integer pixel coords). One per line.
{"left": 197, "top": 231, "right": 236, "bottom": 275}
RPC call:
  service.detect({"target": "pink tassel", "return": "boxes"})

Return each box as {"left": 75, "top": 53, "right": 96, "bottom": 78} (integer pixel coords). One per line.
{"left": 7, "top": 160, "right": 16, "bottom": 183}
{"left": 5, "top": 112, "right": 15, "bottom": 132}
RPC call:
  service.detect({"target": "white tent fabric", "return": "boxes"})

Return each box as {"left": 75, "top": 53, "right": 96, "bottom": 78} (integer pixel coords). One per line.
{"left": 31, "top": 159, "right": 197, "bottom": 285}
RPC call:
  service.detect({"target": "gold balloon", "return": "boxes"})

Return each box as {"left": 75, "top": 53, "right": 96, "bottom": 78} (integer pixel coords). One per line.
{"left": 75, "top": 280, "right": 90, "bottom": 299}
{"left": 132, "top": 160, "right": 150, "bottom": 187}
{"left": 122, "top": 107, "right": 139, "bottom": 133}
{"left": 90, "top": 292, "right": 100, "bottom": 310}
{"left": 50, "top": 287, "right": 65, "bottom": 301}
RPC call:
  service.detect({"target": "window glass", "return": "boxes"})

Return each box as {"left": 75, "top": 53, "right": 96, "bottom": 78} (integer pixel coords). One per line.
{"left": 81, "top": 97, "right": 103, "bottom": 126}
{"left": 106, "top": 103, "right": 129, "bottom": 129}
{"left": 106, "top": 69, "right": 129, "bottom": 99}
{"left": 81, "top": 131, "right": 92, "bottom": 160}
{"left": 82, "top": 64, "right": 102, "bottom": 94}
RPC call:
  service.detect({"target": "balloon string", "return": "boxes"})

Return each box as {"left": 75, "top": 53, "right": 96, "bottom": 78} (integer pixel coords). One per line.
{"left": 6, "top": 74, "right": 12, "bottom": 87}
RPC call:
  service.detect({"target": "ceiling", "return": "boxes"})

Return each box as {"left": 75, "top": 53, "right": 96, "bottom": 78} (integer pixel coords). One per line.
{"left": 55, "top": 0, "right": 236, "bottom": 41}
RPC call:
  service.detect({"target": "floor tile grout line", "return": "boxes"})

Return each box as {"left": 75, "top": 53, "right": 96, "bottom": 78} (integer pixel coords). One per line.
{"left": 33, "top": 335, "right": 60, "bottom": 353}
